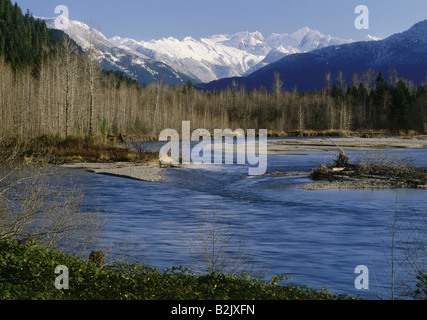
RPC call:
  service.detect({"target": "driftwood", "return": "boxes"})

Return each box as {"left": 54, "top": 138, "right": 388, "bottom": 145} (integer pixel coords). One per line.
{"left": 262, "top": 171, "right": 311, "bottom": 177}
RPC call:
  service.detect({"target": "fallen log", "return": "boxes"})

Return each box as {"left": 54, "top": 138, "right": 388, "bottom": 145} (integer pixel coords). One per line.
{"left": 262, "top": 171, "right": 311, "bottom": 177}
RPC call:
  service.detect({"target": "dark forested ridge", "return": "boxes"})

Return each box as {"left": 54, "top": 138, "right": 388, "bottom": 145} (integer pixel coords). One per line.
{"left": 198, "top": 20, "right": 427, "bottom": 94}
{"left": 0, "top": 0, "right": 59, "bottom": 69}
{"left": 0, "top": 0, "right": 426, "bottom": 142}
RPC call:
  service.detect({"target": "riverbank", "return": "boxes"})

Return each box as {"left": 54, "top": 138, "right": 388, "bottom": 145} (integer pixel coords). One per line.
{"left": 22, "top": 135, "right": 427, "bottom": 185}
{"left": 61, "top": 162, "right": 165, "bottom": 182}
{"left": 4, "top": 136, "right": 165, "bottom": 182}
{"left": 64, "top": 136, "right": 427, "bottom": 185}
{"left": 267, "top": 135, "right": 427, "bottom": 154}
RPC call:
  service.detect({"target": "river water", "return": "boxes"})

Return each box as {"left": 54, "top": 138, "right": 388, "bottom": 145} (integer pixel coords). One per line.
{"left": 66, "top": 138, "right": 426, "bottom": 299}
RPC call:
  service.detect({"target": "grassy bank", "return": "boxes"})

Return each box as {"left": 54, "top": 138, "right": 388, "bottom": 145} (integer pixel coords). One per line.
{"left": 8, "top": 135, "right": 159, "bottom": 165}
{"left": 0, "top": 239, "right": 356, "bottom": 300}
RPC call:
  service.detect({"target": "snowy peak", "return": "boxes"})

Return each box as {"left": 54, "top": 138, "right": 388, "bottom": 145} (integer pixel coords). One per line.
{"left": 220, "top": 31, "right": 269, "bottom": 55}
{"left": 110, "top": 33, "right": 268, "bottom": 83}
{"left": 290, "top": 26, "right": 322, "bottom": 44}
{"left": 110, "top": 27, "right": 358, "bottom": 83}
{"left": 363, "top": 34, "right": 382, "bottom": 41}
{"left": 40, "top": 17, "right": 192, "bottom": 86}
{"left": 42, "top": 17, "right": 111, "bottom": 52}
{"left": 40, "top": 15, "right": 381, "bottom": 86}
{"left": 199, "top": 20, "right": 427, "bottom": 93}
{"left": 243, "top": 27, "right": 354, "bottom": 75}
{"left": 267, "top": 26, "right": 351, "bottom": 52}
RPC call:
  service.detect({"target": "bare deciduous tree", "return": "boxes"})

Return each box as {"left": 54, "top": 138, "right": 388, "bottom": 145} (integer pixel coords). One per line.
{"left": 372, "top": 199, "right": 426, "bottom": 300}
{"left": 273, "top": 71, "right": 284, "bottom": 103}
{"left": 0, "top": 141, "right": 105, "bottom": 255}
{"left": 188, "top": 208, "right": 254, "bottom": 275}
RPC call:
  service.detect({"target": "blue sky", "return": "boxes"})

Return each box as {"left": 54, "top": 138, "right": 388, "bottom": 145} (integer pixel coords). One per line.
{"left": 14, "top": 0, "right": 427, "bottom": 41}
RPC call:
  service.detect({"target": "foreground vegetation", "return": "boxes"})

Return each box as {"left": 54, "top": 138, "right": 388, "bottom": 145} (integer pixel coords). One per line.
{"left": 0, "top": 239, "right": 358, "bottom": 300}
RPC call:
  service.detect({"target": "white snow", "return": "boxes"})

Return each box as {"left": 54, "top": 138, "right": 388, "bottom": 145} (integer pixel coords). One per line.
{"left": 363, "top": 34, "right": 382, "bottom": 41}
{"left": 110, "top": 27, "right": 357, "bottom": 82}
{"left": 38, "top": 15, "right": 381, "bottom": 84}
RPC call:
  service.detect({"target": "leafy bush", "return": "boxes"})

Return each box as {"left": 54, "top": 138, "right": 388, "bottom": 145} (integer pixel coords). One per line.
{"left": 0, "top": 239, "right": 357, "bottom": 300}
{"left": 414, "top": 272, "right": 427, "bottom": 300}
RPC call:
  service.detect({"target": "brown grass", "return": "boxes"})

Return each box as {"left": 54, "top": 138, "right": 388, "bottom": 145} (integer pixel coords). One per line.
{"left": 354, "top": 152, "right": 427, "bottom": 180}
{"left": 15, "top": 135, "right": 159, "bottom": 164}
{"left": 310, "top": 150, "right": 427, "bottom": 186}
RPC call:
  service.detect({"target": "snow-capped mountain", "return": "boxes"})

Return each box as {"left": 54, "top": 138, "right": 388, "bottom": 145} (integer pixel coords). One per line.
{"left": 110, "top": 32, "right": 268, "bottom": 83}
{"left": 41, "top": 17, "right": 193, "bottom": 86}
{"left": 198, "top": 20, "right": 427, "bottom": 93}
{"left": 110, "top": 27, "right": 356, "bottom": 83}
{"left": 244, "top": 27, "right": 359, "bottom": 75}
{"left": 41, "top": 16, "right": 380, "bottom": 86}
{"left": 363, "top": 34, "right": 382, "bottom": 42}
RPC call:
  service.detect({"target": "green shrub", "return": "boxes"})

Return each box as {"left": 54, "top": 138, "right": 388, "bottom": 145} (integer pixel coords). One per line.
{"left": 414, "top": 272, "right": 427, "bottom": 300}
{"left": 0, "top": 239, "right": 357, "bottom": 300}
{"left": 100, "top": 118, "right": 109, "bottom": 137}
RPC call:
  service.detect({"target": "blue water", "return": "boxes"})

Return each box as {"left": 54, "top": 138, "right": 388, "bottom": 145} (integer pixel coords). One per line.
{"left": 66, "top": 141, "right": 427, "bottom": 299}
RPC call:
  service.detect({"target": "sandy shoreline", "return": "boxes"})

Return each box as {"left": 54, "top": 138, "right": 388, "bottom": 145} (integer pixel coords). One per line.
{"left": 59, "top": 136, "right": 427, "bottom": 189}
{"left": 215, "top": 135, "right": 427, "bottom": 155}
{"left": 61, "top": 162, "right": 165, "bottom": 182}
{"left": 267, "top": 136, "right": 427, "bottom": 154}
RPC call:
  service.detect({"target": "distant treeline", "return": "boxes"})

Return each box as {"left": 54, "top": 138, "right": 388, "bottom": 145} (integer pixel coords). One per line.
{"left": 1, "top": 0, "right": 426, "bottom": 141}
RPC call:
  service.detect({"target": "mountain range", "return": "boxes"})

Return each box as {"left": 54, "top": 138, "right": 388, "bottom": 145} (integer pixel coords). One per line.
{"left": 42, "top": 17, "right": 194, "bottom": 86}
{"left": 42, "top": 17, "right": 374, "bottom": 85}
{"left": 110, "top": 28, "right": 359, "bottom": 83}
{"left": 41, "top": 16, "right": 426, "bottom": 93}
{"left": 199, "top": 20, "right": 427, "bottom": 92}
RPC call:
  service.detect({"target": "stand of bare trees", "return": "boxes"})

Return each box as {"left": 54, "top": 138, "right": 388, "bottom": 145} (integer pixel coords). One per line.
{"left": 1, "top": 38, "right": 426, "bottom": 141}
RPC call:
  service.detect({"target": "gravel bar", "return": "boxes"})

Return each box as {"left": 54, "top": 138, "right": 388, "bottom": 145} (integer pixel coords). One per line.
{"left": 60, "top": 162, "right": 164, "bottom": 182}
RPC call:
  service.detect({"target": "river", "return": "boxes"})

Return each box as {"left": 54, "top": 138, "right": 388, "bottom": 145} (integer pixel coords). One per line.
{"left": 65, "top": 138, "right": 426, "bottom": 299}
